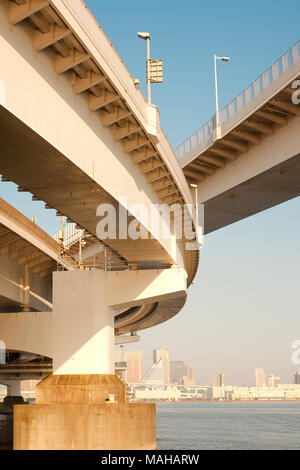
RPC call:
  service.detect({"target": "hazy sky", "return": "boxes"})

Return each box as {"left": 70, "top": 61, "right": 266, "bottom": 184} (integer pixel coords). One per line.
{"left": 1, "top": 0, "right": 299, "bottom": 385}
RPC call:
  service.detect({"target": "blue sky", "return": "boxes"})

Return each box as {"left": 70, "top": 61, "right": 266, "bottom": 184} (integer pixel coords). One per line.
{"left": 1, "top": 0, "right": 299, "bottom": 385}
{"left": 85, "top": 0, "right": 300, "bottom": 148}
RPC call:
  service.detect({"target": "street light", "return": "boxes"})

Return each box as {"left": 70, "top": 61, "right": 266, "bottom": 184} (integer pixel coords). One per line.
{"left": 137, "top": 32, "right": 151, "bottom": 104}
{"left": 214, "top": 55, "right": 230, "bottom": 131}
{"left": 190, "top": 183, "right": 199, "bottom": 240}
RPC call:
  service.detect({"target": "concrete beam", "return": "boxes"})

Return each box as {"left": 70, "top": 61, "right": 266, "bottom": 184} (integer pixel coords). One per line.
{"left": 122, "top": 136, "right": 148, "bottom": 153}
{"left": 115, "top": 335, "right": 140, "bottom": 345}
{"left": 101, "top": 107, "right": 131, "bottom": 127}
{"left": 146, "top": 168, "right": 168, "bottom": 184}
{"left": 0, "top": 311, "right": 52, "bottom": 358}
{"left": 188, "top": 163, "right": 215, "bottom": 175}
{"left": 72, "top": 70, "right": 106, "bottom": 94}
{"left": 271, "top": 99, "right": 300, "bottom": 116}
{"left": 157, "top": 185, "right": 178, "bottom": 200}
{"left": 55, "top": 50, "right": 90, "bottom": 74}
{"left": 34, "top": 24, "right": 71, "bottom": 52}
{"left": 184, "top": 168, "right": 205, "bottom": 181}
{"left": 256, "top": 110, "right": 288, "bottom": 126}
{"left": 231, "top": 130, "right": 261, "bottom": 144}
{"left": 131, "top": 147, "right": 157, "bottom": 164}
{"left": 151, "top": 177, "right": 173, "bottom": 192}
{"left": 112, "top": 122, "right": 140, "bottom": 141}
{"left": 107, "top": 268, "right": 187, "bottom": 310}
{"left": 210, "top": 148, "right": 236, "bottom": 161}
{"left": 221, "top": 140, "right": 248, "bottom": 153}
{"left": 198, "top": 155, "right": 225, "bottom": 168}
{"left": 8, "top": 0, "right": 48, "bottom": 25}
{"left": 244, "top": 120, "right": 273, "bottom": 135}
{"left": 88, "top": 91, "right": 118, "bottom": 111}
{"left": 139, "top": 158, "right": 163, "bottom": 174}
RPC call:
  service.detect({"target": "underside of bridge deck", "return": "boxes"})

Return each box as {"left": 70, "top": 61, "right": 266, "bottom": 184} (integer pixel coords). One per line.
{"left": 204, "top": 153, "right": 300, "bottom": 233}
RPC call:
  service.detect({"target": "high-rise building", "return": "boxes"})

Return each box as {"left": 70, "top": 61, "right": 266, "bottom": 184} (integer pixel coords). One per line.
{"left": 267, "top": 374, "right": 280, "bottom": 387}
{"left": 220, "top": 374, "right": 226, "bottom": 386}
{"left": 153, "top": 349, "right": 169, "bottom": 384}
{"left": 170, "top": 361, "right": 187, "bottom": 384}
{"left": 187, "top": 365, "right": 194, "bottom": 381}
{"left": 125, "top": 351, "right": 143, "bottom": 384}
{"left": 211, "top": 373, "right": 226, "bottom": 387}
{"left": 255, "top": 368, "right": 266, "bottom": 387}
{"left": 274, "top": 377, "right": 280, "bottom": 387}
{"left": 180, "top": 376, "right": 196, "bottom": 386}
{"left": 295, "top": 371, "right": 300, "bottom": 384}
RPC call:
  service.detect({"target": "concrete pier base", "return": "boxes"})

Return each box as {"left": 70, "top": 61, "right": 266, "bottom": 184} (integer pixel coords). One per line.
{"left": 0, "top": 396, "right": 26, "bottom": 450}
{"left": 13, "top": 375, "right": 156, "bottom": 450}
{"left": 0, "top": 413, "right": 13, "bottom": 450}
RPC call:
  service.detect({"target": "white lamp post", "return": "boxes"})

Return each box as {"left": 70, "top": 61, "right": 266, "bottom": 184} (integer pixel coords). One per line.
{"left": 137, "top": 32, "right": 151, "bottom": 104}
{"left": 214, "top": 55, "right": 230, "bottom": 130}
{"left": 190, "top": 183, "right": 199, "bottom": 243}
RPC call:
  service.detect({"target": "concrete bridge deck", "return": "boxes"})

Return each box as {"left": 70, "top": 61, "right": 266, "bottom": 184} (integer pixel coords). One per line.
{"left": 0, "top": 0, "right": 198, "bottom": 283}
{"left": 177, "top": 41, "right": 300, "bottom": 233}
{"left": 0, "top": 0, "right": 200, "bottom": 338}
{"left": 0, "top": 196, "right": 75, "bottom": 312}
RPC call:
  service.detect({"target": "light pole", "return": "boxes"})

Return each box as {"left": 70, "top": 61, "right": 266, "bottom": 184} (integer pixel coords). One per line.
{"left": 214, "top": 55, "right": 230, "bottom": 130}
{"left": 190, "top": 183, "right": 199, "bottom": 228}
{"left": 190, "top": 183, "right": 200, "bottom": 246}
{"left": 137, "top": 32, "right": 151, "bottom": 104}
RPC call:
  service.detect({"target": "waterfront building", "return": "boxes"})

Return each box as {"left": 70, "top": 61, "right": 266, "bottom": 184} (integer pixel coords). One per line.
{"left": 267, "top": 374, "right": 280, "bottom": 387}
{"left": 187, "top": 365, "right": 194, "bottom": 381}
{"left": 170, "top": 362, "right": 195, "bottom": 385}
{"left": 129, "top": 383, "right": 213, "bottom": 401}
{"left": 212, "top": 386, "right": 226, "bottom": 400}
{"left": 231, "top": 385, "right": 300, "bottom": 401}
{"left": 255, "top": 368, "right": 266, "bottom": 387}
{"left": 180, "top": 376, "right": 196, "bottom": 386}
{"left": 170, "top": 361, "right": 187, "bottom": 384}
{"left": 211, "top": 373, "right": 226, "bottom": 387}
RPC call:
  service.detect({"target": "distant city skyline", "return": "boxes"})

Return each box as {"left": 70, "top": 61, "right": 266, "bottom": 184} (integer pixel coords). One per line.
{"left": 116, "top": 346, "right": 297, "bottom": 387}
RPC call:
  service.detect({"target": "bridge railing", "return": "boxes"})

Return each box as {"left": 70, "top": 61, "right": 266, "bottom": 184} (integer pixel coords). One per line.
{"left": 175, "top": 40, "right": 300, "bottom": 160}
{"left": 53, "top": 223, "right": 129, "bottom": 271}
{"left": 53, "top": 223, "right": 85, "bottom": 248}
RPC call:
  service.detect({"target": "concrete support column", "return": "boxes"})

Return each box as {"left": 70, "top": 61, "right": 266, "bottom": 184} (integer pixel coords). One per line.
{"left": 52, "top": 270, "right": 115, "bottom": 375}
{"left": 3, "top": 380, "right": 21, "bottom": 397}
{"left": 22, "top": 264, "right": 30, "bottom": 312}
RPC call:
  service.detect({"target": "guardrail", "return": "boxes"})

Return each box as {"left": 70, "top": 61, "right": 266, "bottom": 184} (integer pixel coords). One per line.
{"left": 175, "top": 40, "right": 300, "bottom": 160}
{"left": 57, "top": 263, "right": 129, "bottom": 271}
{"left": 53, "top": 223, "right": 84, "bottom": 248}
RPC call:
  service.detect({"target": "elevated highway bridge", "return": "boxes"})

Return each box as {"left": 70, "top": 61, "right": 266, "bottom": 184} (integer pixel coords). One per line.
{"left": 0, "top": 0, "right": 298, "bottom": 450}
{"left": 177, "top": 40, "right": 300, "bottom": 233}
{"left": 0, "top": 0, "right": 199, "bottom": 357}
{"left": 0, "top": 1, "right": 198, "bottom": 447}
{"left": 0, "top": 196, "right": 74, "bottom": 313}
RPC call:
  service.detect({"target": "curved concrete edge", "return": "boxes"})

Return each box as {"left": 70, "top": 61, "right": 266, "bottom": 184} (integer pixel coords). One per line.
{"left": 116, "top": 292, "right": 187, "bottom": 335}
